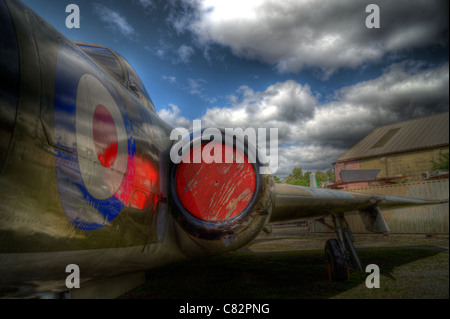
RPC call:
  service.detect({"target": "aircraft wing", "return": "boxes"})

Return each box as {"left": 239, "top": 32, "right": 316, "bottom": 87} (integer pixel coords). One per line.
{"left": 270, "top": 183, "right": 446, "bottom": 233}
{"left": 269, "top": 182, "right": 447, "bottom": 275}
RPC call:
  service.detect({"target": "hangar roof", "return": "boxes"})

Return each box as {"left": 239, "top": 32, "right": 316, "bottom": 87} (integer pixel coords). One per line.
{"left": 337, "top": 112, "right": 449, "bottom": 162}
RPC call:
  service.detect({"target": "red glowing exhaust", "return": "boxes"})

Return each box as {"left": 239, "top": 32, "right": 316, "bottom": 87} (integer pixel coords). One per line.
{"left": 174, "top": 143, "right": 256, "bottom": 223}
{"left": 170, "top": 134, "right": 264, "bottom": 240}
{"left": 170, "top": 130, "right": 274, "bottom": 248}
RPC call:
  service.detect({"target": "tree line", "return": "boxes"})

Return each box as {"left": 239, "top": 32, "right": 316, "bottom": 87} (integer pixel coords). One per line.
{"left": 273, "top": 167, "right": 335, "bottom": 187}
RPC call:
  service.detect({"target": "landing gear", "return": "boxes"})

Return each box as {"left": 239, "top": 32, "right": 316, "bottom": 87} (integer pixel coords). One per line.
{"left": 321, "top": 215, "right": 363, "bottom": 281}
{"left": 325, "top": 238, "right": 349, "bottom": 281}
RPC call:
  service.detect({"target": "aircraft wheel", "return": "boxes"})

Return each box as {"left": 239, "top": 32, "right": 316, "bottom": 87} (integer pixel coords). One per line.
{"left": 325, "top": 238, "right": 349, "bottom": 281}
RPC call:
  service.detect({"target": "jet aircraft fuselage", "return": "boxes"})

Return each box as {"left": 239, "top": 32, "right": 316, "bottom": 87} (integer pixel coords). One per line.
{"left": 0, "top": 0, "right": 272, "bottom": 297}
{"left": 1, "top": 0, "right": 444, "bottom": 298}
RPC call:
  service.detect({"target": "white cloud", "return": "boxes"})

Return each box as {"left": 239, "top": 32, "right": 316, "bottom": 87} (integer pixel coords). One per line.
{"left": 158, "top": 61, "right": 449, "bottom": 176}
{"left": 199, "top": 80, "right": 318, "bottom": 142}
{"left": 93, "top": 4, "right": 135, "bottom": 37}
{"left": 277, "top": 143, "right": 346, "bottom": 177}
{"left": 187, "top": 78, "right": 205, "bottom": 95}
{"left": 171, "top": 0, "right": 448, "bottom": 76}
{"left": 157, "top": 104, "right": 191, "bottom": 129}
{"left": 186, "top": 78, "right": 217, "bottom": 103}
{"left": 153, "top": 41, "right": 197, "bottom": 65}
{"left": 162, "top": 75, "right": 177, "bottom": 84}
{"left": 177, "top": 45, "right": 195, "bottom": 63}
{"left": 137, "top": 0, "right": 154, "bottom": 10}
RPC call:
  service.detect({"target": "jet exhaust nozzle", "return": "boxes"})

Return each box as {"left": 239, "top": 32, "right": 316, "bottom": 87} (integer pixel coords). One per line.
{"left": 170, "top": 129, "right": 272, "bottom": 242}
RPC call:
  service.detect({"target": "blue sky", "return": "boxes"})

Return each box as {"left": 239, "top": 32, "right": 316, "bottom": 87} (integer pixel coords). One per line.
{"left": 22, "top": 0, "right": 449, "bottom": 177}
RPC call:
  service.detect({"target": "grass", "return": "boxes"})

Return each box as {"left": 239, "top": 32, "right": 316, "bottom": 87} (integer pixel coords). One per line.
{"left": 120, "top": 235, "right": 448, "bottom": 299}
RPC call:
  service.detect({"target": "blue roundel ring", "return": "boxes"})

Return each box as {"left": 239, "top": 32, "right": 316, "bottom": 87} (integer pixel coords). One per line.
{"left": 53, "top": 43, "right": 136, "bottom": 231}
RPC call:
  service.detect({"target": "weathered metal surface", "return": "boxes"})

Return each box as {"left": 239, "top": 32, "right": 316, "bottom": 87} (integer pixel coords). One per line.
{"left": 169, "top": 129, "right": 273, "bottom": 250}
{"left": 270, "top": 183, "right": 439, "bottom": 223}
{"left": 0, "top": 0, "right": 274, "bottom": 296}
{"left": 313, "top": 179, "right": 449, "bottom": 234}
{"left": 175, "top": 144, "right": 256, "bottom": 222}
{"left": 340, "top": 169, "right": 381, "bottom": 182}
{"left": 337, "top": 112, "right": 449, "bottom": 163}
{"left": 1, "top": 0, "right": 446, "bottom": 298}
{"left": 0, "top": 0, "right": 19, "bottom": 172}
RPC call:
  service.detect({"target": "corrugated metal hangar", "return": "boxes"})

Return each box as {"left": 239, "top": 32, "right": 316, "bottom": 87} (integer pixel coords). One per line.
{"left": 314, "top": 113, "right": 448, "bottom": 235}
{"left": 331, "top": 112, "right": 449, "bottom": 235}
{"left": 271, "top": 113, "right": 448, "bottom": 235}
{"left": 332, "top": 112, "right": 449, "bottom": 189}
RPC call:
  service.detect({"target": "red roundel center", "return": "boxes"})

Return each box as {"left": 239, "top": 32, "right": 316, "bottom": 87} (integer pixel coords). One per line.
{"left": 92, "top": 104, "right": 118, "bottom": 168}
{"left": 175, "top": 143, "right": 256, "bottom": 222}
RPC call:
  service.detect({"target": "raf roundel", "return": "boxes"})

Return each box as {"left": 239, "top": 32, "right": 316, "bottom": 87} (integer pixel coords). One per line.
{"left": 76, "top": 74, "right": 128, "bottom": 200}
{"left": 53, "top": 44, "right": 136, "bottom": 231}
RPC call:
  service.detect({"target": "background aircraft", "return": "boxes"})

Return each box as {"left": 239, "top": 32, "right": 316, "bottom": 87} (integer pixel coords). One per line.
{"left": 0, "top": 0, "right": 445, "bottom": 298}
